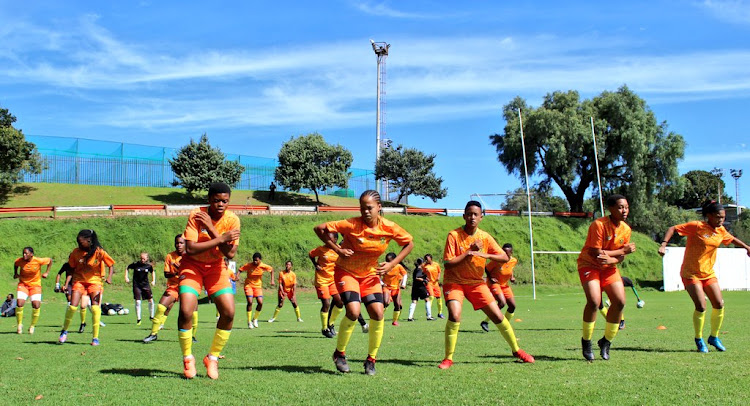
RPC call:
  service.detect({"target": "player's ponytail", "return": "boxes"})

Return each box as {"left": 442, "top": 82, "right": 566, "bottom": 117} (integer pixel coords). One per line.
{"left": 77, "top": 229, "right": 103, "bottom": 261}
{"left": 701, "top": 200, "right": 724, "bottom": 216}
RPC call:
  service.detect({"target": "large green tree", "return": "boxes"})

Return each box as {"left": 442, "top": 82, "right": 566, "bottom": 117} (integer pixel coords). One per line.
{"left": 374, "top": 145, "right": 447, "bottom": 203}
{"left": 169, "top": 134, "right": 244, "bottom": 195}
{"left": 501, "top": 187, "right": 569, "bottom": 213}
{"left": 490, "top": 86, "right": 685, "bottom": 224}
{"left": 275, "top": 133, "right": 352, "bottom": 204}
{"left": 672, "top": 170, "right": 733, "bottom": 209}
{"left": 0, "top": 107, "right": 45, "bottom": 198}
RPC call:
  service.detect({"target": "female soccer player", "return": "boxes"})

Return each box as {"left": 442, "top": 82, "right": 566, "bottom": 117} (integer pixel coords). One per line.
{"left": 310, "top": 235, "right": 345, "bottom": 337}
{"left": 422, "top": 254, "right": 444, "bottom": 319}
{"left": 268, "top": 261, "right": 302, "bottom": 322}
{"left": 481, "top": 243, "right": 517, "bottom": 332}
{"left": 177, "top": 182, "right": 240, "bottom": 380}
{"left": 658, "top": 200, "right": 750, "bottom": 352}
{"left": 382, "top": 252, "right": 408, "bottom": 326}
{"left": 58, "top": 229, "right": 115, "bottom": 346}
{"left": 578, "top": 194, "right": 636, "bottom": 361}
{"left": 238, "top": 252, "right": 274, "bottom": 329}
{"left": 439, "top": 201, "right": 534, "bottom": 369}
{"left": 13, "top": 247, "right": 52, "bottom": 334}
{"left": 407, "top": 258, "right": 430, "bottom": 321}
{"left": 125, "top": 252, "right": 156, "bottom": 325}
{"left": 314, "top": 190, "right": 414, "bottom": 375}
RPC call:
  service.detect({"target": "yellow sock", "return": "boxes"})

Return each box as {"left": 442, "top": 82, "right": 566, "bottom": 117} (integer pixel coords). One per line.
{"left": 294, "top": 306, "right": 301, "bottom": 319}
{"left": 393, "top": 310, "right": 401, "bottom": 323}
{"left": 330, "top": 306, "right": 343, "bottom": 326}
{"left": 367, "top": 318, "right": 385, "bottom": 358}
{"left": 31, "top": 308, "right": 40, "bottom": 327}
{"left": 582, "top": 321, "right": 595, "bottom": 340}
{"left": 252, "top": 309, "right": 260, "bottom": 321}
{"left": 335, "top": 316, "right": 357, "bottom": 353}
{"left": 192, "top": 311, "right": 198, "bottom": 338}
{"left": 247, "top": 311, "right": 253, "bottom": 324}
{"left": 320, "top": 312, "right": 328, "bottom": 329}
{"left": 444, "top": 321, "right": 460, "bottom": 360}
{"left": 483, "top": 316, "right": 490, "bottom": 323}
{"left": 495, "top": 317, "right": 520, "bottom": 353}
{"left": 15, "top": 306, "right": 24, "bottom": 326}
{"left": 710, "top": 308, "right": 724, "bottom": 337}
{"left": 63, "top": 305, "right": 78, "bottom": 330}
{"left": 504, "top": 311, "right": 514, "bottom": 321}
{"left": 693, "top": 310, "right": 706, "bottom": 339}
{"left": 272, "top": 307, "right": 281, "bottom": 319}
{"left": 179, "top": 329, "right": 193, "bottom": 357}
{"left": 91, "top": 305, "right": 102, "bottom": 339}
{"left": 80, "top": 306, "right": 87, "bottom": 323}
{"left": 604, "top": 322, "right": 619, "bottom": 342}
{"left": 599, "top": 307, "right": 608, "bottom": 318}
{"left": 209, "top": 328, "right": 231, "bottom": 357}
{"left": 151, "top": 304, "right": 167, "bottom": 335}
{"left": 437, "top": 299, "right": 443, "bottom": 315}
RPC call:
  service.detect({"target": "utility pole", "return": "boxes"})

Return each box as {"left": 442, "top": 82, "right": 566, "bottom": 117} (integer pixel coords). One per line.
{"left": 730, "top": 169, "right": 743, "bottom": 215}
{"left": 371, "top": 40, "right": 389, "bottom": 198}
{"left": 711, "top": 167, "right": 724, "bottom": 204}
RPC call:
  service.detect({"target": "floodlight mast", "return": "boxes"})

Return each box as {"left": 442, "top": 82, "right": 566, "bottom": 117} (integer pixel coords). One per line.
{"left": 730, "top": 169, "right": 743, "bottom": 215}
{"left": 371, "top": 40, "right": 390, "bottom": 197}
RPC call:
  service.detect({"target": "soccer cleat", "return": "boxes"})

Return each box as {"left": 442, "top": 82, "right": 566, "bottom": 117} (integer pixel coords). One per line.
{"left": 322, "top": 329, "right": 334, "bottom": 338}
{"left": 707, "top": 336, "right": 726, "bottom": 352}
{"left": 407, "top": 318, "right": 414, "bottom": 322}
{"left": 297, "top": 318, "right": 304, "bottom": 322}
{"left": 58, "top": 330, "right": 68, "bottom": 344}
{"left": 513, "top": 349, "right": 535, "bottom": 363}
{"left": 203, "top": 355, "right": 219, "bottom": 380}
{"left": 362, "top": 323, "right": 369, "bottom": 333}
{"left": 582, "top": 338, "right": 594, "bottom": 361}
{"left": 597, "top": 337, "right": 611, "bottom": 360}
{"left": 159, "top": 324, "right": 164, "bottom": 331}
{"left": 426, "top": 316, "right": 435, "bottom": 321}
{"left": 392, "top": 321, "right": 399, "bottom": 326}
{"left": 17, "top": 324, "right": 23, "bottom": 334}
{"left": 28, "top": 326, "right": 35, "bottom": 335}
{"left": 480, "top": 321, "right": 490, "bottom": 332}
{"left": 137, "top": 319, "right": 142, "bottom": 326}
{"left": 438, "top": 359, "right": 454, "bottom": 369}
{"left": 438, "top": 313, "right": 445, "bottom": 319}
{"left": 183, "top": 355, "right": 197, "bottom": 379}
{"left": 78, "top": 323, "right": 86, "bottom": 333}
{"left": 99, "top": 321, "right": 106, "bottom": 327}
{"left": 192, "top": 337, "right": 198, "bottom": 343}
{"left": 364, "top": 356, "right": 377, "bottom": 376}
{"left": 328, "top": 324, "right": 337, "bottom": 336}
{"left": 695, "top": 338, "right": 709, "bottom": 353}
{"left": 253, "top": 319, "right": 259, "bottom": 328}
{"left": 91, "top": 338, "right": 100, "bottom": 346}
{"left": 248, "top": 322, "right": 254, "bottom": 329}
{"left": 619, "top": 320, "right": 626, "bottom": 330}
{"left": 333, "top": 350, "right": 350, "bottom": 373}
{"left": 143, "top": 334, "right": 158, "bottom": 343}
{"left": 268, "top": 318, "right": 275, "bottom": 323}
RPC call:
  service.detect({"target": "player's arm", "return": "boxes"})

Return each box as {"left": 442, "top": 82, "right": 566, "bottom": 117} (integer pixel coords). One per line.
{"left": 309, "top": 252, "right": 322, "bottom": 272}
{"left": 124, "top": 264, "right": 131, "bottom": 284}
{"left": 13, "top": 264, "right": 19, "bottom": 279}
{"left": 400, "top": 273, "right": 408, "bottom": 289}
{"left": 731, "top": 236, "right": 750, "bottom": 257}
{"left": 185, "top": 230, "right": 240, "bottom": 256}
{"left": 106, "top": 265, "right": 115, "bottom": 285}
{"left": 658, "top": 226, "right": 677, "bottom": 256}
{"left": 269, "top": 267, "right": 275, "bottom": 286}
{"left": 64, "top": 274, "right": 72, "bottom": 287}
{"left": 313, "top": 222, "right": 353, "bottom": 257}
{"left": 42, "top": 259, "right": 53, "bottom": 279}
{"left": 150, "top": 265, "right": 156, "bottom": 286}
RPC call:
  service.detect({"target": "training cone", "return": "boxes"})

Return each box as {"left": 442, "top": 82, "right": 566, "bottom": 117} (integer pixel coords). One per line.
{"left": 657, "top": 325, "right": 667, "bottom": 330}
{"left": 515, "top": 318, "right": 522, "bottom": 322}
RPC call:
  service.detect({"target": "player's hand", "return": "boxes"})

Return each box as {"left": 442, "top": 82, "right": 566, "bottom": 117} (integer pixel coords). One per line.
{"left": 376, "top": 261, "right": 394, "bottom": 275}
{"left": 194, "top": 211, "right": 215, "bottom": 230}
{"left": 596, "top": 253, "right": 618, "bottom": 265}
{"left": 221, "top": 229, "right": 241, "bottom": 243}
{"left": 315, "top": 265, "right": 323, "bottom": 272}
{"left": 125, "top": 278, "right": 130, "bottom": 284}
{"left": 42, "top": 272, "right": 49, "bottom": 279}
{"left": 658, "top": 245, "right": 667, "bottom": 257}
{"left": 470, "top": 240, "right": 483, "bottom": 251}
{"left": 151, "top": 281, "right": 156, "bottom": 286}
{"left": 106, "top": 276, "right": 113, "bottom": 284}
{"left": 336, "top": 247, "right": 354, "bottom": 257}
{"left": 510, "top": 276, "right": 516, "bottom": 283}
{"left": 623, "top": 243, "right": 636, "bottom": 254}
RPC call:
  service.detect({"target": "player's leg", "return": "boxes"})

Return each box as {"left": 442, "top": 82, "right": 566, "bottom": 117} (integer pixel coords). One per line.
{"left": 407, "top": 297, "right": 418, "bottom": 321}
{"left": 291, "top": 293, "right": 302, "bottom": 321}
{"left": 363, "top": 286, "right": 385, "bottom": 375}
{"left": 332, "top": 272, "right": 362, "bottom": 373}
{"left": 478, "top": 283, "right": 533, "bottom": 363}
{"left": 15, "top": 285, "right": 27, "bottom": 333}
{"left": 204, "top": 290, "right": 234, "bottom": 379}
{"left": 434, "top": 285, "right": 444, "bottom": 318}
{"left": 270, "top": 290, "right": 284, "bottom": 322}
{"left": 29, "top": 293, "right": 42, "bottom": 334}
{"left": 78, "top": 294, "right": 90, "bottom": 333}
{"left": 133, "top": 285, "right": 143, "bottom": 325}
{"left": 598, "top": 277, "right": 625, "bottom": 360}
{"left": 328, "top": 291, "right": 344, "bottom": 334}
{"left": 439, "top": 286, "right": 463, "bottom": 369}
{"left": 319, "top": 287, "right": 331, "bottom": 334}
{"left": 177, "top": 267, "right": 203, "bottom": 378}
{"left": 703, "top": 280, "right": 726, "bottom": 351}
{"left": 425, "top": 292, "right": 434, "bottom": 320}
{"left": 685, "top": 280, "right": 709, "bottom": 352}
{"left": 252, "top": 290, "right": 264, "bottom": 327}
{"left": 88, "top": 286, "right": 104, "bottom": 345}
{"left": 392, "top": 290, "right": 403, "bottom": 325}
{"left": 504, "top": 290, "right": 516, "bottom": 321}
{"left": 60, "top": 286, "right": 84, "bottom": 343}
{"left": 580, "top": 274, "right": 602, "bottom": 361}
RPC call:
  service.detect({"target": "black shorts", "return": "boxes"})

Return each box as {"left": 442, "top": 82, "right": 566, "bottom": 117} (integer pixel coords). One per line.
{"left": 133, "top": 285, "right": 153, "bottom": 300}
{"left": 411, "top": 286, "right": 429, "bottom": 301}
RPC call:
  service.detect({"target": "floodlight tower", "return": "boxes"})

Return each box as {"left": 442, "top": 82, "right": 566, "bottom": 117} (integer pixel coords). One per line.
{"left": 711, "top": 167, "right": 724, "bottom": 204}
{"left": 730, "top": 169, "right": 743, "bottom": 214}
{"left": 371, "top": 39, "right": 390, "bottom": 197}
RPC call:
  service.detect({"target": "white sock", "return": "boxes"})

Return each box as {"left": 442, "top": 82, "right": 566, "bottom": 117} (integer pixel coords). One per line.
{"left": 135, "top": 300, "right": 142, "bottom": 319}
{"left": 149, "top": 300, "right": 154, "bottom": 318}
{"left": 425, "top": 300, "right": 432, "bottom": 318}
{"left": 408, "top": 302, "right": 416, "bottom": 319}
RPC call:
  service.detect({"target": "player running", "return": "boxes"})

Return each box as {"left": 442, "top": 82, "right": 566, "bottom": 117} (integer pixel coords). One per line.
{"left": 481, "top": 243, "right": 518, "bottom": 332}
{"left": 268, "top": 261, "right": 303, "bottom": 322}
{"left": 381, "top": 252, "right": 408, "bottom": 326}
{"left": 310, "top": 233, "right": 345, "bottom": 337}
{"left": 237, "top": 252, "right": 274, "bottom": 329}
{"left": 422, "top": 254, "right": 443, "bottom": 319}
{"left": 12, "top": 247, "right": 52, "bottom": 334}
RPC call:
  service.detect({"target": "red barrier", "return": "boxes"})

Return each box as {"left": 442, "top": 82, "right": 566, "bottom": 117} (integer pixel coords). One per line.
{"left": 0, "top": 206, "right": 54, "bottom": 213}
{"left": 317, "top": 206, "right": 360, "bottom": 212}
{"left": 553, "top": 212, "right": 594, "bottom": 218}
{"left": 227, "top": 205, "right": 268, "bottom": 211}
{"left": 484, "top": 209, "right": 520, "bottom": 215}
{"left": 112, "top": 204, "right": 165, "bottom": 211}
{"left": 405, "top": 207, "right": 446, "bottom": 214}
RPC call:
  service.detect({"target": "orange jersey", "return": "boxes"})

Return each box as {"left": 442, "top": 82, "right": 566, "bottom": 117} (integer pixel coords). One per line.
{"left": 382, "top": 263, "right": 408, "bottom": 290}
{"left": 68, "top": 247, "right": 115, "bottom": 285}
{"left": 309, "top": 246, "right": 338, "bottom": 287}
{"left": 486, "top": 257, "right": 517, "bottom": 286}
{"left": 577, "top": 216, "right": 631, "bottom": 271}
{"left": 164, "top": 251, "right": 182, "bottom": 288}
{"left": 278, "top": 271, "right": 297, "bottom": 291}
{"left": 325, "top": 216, "right": 413, "bottom": 277}
{"left": 239, "top": 261, "right": 273, "bottom": 288}
{"left": 675, "top": 221, "right": 734, "bottom": 280}
{"left": 14, "top": 256, "right": 52, "bottom": 286}
{"left": 182, "top": 207, "right": 240, "bottom": 264}
{"left": 443, "top": 227, "right": 502, "bottom": 285}
{"left": 422, "top": 262, "right": 442, "bottom": 284}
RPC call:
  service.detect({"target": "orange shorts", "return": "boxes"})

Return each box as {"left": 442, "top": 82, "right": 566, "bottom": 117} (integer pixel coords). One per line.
{"left": 244, "top": 285, "right": 263, "bottom": 298}
{"left": 386, "top": 287, "right": 401, "bottom": 297}
{"left": 334, "top": 268, "right": 382, "bottom": 298}
{"left": 315, "top": 283, "right": 339, "bottom": 300}
{"left": 682, "top": 276, "right": 718, "bottom": 288}
{"left": 578, "top": 267, "right": 621, "bottom": 289}
{"left": 488, "top": 282, "right": 514, "bottom": 299}
{"left": 17, "top": 283, "right": 42, "bottom": 300}
{"left": 178, "top": 257, "right": 232, "bottom": 298}
{"left": 162, "top": 286, "right": 179, "bottom": 302}
{"left": 443, "top": 282, "right": 495, "bottom": 310}
{"left": 73, "top": 281, "right": 103, "bottom": 297}
{"left": 427, "top": 282, "right": 441, "bottom": 298}
{"left": 279, "top": 289, "right": 295, "bottom": 301}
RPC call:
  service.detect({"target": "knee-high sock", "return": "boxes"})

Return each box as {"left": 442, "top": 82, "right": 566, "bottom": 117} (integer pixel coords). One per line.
{"left": 209, "top": 328, "right": 231, "bottom": 357}
{"left": 272, "top": 307, "right": 281, "bottom": 320}
{"left": 393, "top": 310, "right": 401, "bottom": 322}
{"left": 151, "top": 304, "right": 167, "bottom": 335}
{"left": 329, "top": 306, "right": 343, "bottom": 327}
{"left": 599, "top": 307, "right": 608, "bottom": 318}
{"left": 582, "top": 321, "right": 595, "bottom": 340}
{"left": 603, "top": 322, "right": 619, "bottom": 342}
{"left": 63, "top": 305, "right": 78, "bottom": 330}
{"left": 252, "top": 309, "right": 261, "bottom": 321}
{"left": 149, "top": 300, "right": 155, "bottom": 319}
{"left": 80, "top": 306, "right": 87, "bottom": 324}
{"left": 15, "top": 306, "right": 24, "bottom": 326}
{"left": 505, "top": 311, "right": 515, "bottom": 321}
{"left": 91, "top": 305, "right": 102, "bottom": 339}
{"left": 191, "top": 311, "right": 198, "bottom": 337}
{"left": 444, "top": 321, "right": 460, "bottom": 360}
{"left": 483, "top": 316, "right": 490, "bottom": 323}
{"left": 247, "top": 311, "right": 253, "bottom": 324}
{"left": 179, "top": 329, "right": 193, "bottom": 357}
{"left": 135, "top": 300, "right": 142, "bottom": 320}
{"left": 408, "top": 302, "right": 416, "bottom": 319}
{"left": 367, "top": 318, "right": 385, "bottom": 358}
{"left": 693, "top": 310, "right": 706, "bottom": 339}
{"left": 710, "top": 308, "right": 724, "bottom": 337}
{"left": 294, "top": 306, "right": 301, "bottom": 319}
{"left": 425, "top": 300, "right": 432, "bottom": 318}
{"left": 437, "top": 298, "right": 443, "bottom": 315}
{"left": 31, "top": 308, "right": 40, "bottom": 327}
{"left": 495, "top": 317, "right": 520, "bottom": 353}
{"left": 335, "top": 316, "right": 357, "bottom": 353}
{"left": 320, "top": 312, "right": 328, "bottom": 329}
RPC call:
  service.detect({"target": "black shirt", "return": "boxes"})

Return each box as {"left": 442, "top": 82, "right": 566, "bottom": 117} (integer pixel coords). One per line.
{"left": 127, "top": 261, "right": 154, "bottom": 287}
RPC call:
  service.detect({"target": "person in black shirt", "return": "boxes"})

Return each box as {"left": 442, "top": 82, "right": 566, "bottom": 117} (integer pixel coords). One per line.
{"left": 407, "top": 258, "right": 430, "bottom": 321}
{"left": 126, "top": 252, "right": 156, "bottom": 325}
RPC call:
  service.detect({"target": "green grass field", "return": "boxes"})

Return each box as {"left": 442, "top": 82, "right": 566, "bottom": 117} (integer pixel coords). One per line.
{"left": 0, "top": 286, "right": 747, "bottom": 405}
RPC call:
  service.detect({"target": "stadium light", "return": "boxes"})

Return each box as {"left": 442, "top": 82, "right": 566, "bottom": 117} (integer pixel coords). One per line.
{"left": 730, "top": 169, "right": 743, "bottom": 215}
{"left": 711, "top": 167, "right": 724, "bottom": 204}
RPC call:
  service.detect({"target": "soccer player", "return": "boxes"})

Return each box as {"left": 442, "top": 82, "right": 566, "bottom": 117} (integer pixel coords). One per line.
{"left": 658, "top": 200, "right": 750, "bottom": 353}
{"left": 381, "top": 252, "right": 408, "bottom": 326}
{"left": 314, "top": 189, "right": 414, "bottom": 375}
{"left": 125, "top": 252, "right": 156, "bottom": 325}
{"left": 268, "top": 260, "right": 303, "bottom": 322}
{"left": 578, "top": 194, "right": 636, "bottom": 361}
{"left": 12, "top": 247, "right": 52, "bottom": 334}
{"left": 439, "top": 201, "right": 534, "bottom": 369}
{"left": 310, "top": 233, "right": 345, "bottom": 337}
{"left": 422, "top": 254, "right": 444, "bottom": 319}
{"left": 237, "top": 252, "right": 274, "bottom": 329}
{"left": 407, "top": 258, "right": 430, "bottom": 321}
{"left": 177, "top": 182, "right": 240, "bottom": 380}
{"left": 480, "top": 243, "right": 518, "bottom": 332}
{"left": 58, "top": 229, "right": 115, "bottom": 346}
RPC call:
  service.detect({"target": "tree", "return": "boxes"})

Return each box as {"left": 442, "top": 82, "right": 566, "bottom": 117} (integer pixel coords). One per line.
{"left": 0, "top": 107, "right": 45, "bottom": 198}
{"left": 490, "top": 86, "right": 685, "bottom": 218}
{"left": 169, "top": 134, "right": 244, "bottom": 195}
{"left": 672, "top": 170, "right": 733, "bottom": 209}
{"left": 275, "top": 133, "right": 352, "bottom": 204}
{"left": 374, "top": 145, "right": 448, "bottom": 203}
{"left": 501, "top": 187, "right": 569, "bottom": 212}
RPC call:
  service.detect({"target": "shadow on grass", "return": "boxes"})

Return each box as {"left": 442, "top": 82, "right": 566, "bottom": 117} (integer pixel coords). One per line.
{"left": 479, "top": 354, "right": 574, "bottom": 362}
{"left": 27, "top": 340, "right": 87, "bottom": 345}
{"left": 615, "top": 346, "right": 691, "bottom": 353}
{"left": 0, "top": 184, "right": 38, "bottom": 205}
{"left": 148, "top": 191, "right": 204, "bottom": 205}
{"left": 252, "top": 191, "right": 318, "bottom": 206}
{"left": 255, "top": 334, "right": 328, "bottom": 340}
{"left": 517, "top": 328, "right": 579, "bottom": 331}
{"left": 100, "top": 368, "right": 184, "bottom": 378}
{"left": 378, "top": 358, "right": 436, "bottom": 367}
{"left": 229, "top": 364, "right": 338, "bottom": 375}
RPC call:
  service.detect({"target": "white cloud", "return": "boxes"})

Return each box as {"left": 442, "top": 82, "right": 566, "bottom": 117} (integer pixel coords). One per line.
{"left": 699, "top": 0, "right": 750, "bottom": 24}
{"left": 352, "top": 0, "right": 443, "bottom": 19}
{"left": 682, "top": 149, "right": 750, "bottom": 167}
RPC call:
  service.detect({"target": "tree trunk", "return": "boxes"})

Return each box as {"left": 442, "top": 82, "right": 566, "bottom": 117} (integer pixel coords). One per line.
{"left": 314, "top": 189, "right": 320, "bottom": 204}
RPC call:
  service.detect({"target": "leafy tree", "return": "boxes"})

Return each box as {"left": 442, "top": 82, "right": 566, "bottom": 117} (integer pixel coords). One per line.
{"left": 275, "top": 133, "right": 352, "bottom": 204}
{"left": 0, "top": 107, "right": 45, "bottom": 198}
{"left": 1, "top": 106, "right": 17, "bottom": 128}
{"left": 169, "top": 134, "right": 244, "bottom": 196}
{"left": 374, "top": 145, "right": 448, "bottom": 203}
{"left": 672, "top": 170, "right": 733, "bottom": 209}
{"left": 501, "top": 187, "right": 569, "bottom": 212}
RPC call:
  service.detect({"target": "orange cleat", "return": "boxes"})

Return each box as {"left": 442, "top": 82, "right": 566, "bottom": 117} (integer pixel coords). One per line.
{"left": 513, "top": 349, "right": 535, "bottom": 363}
{"left": 438, "top": 359, "right": 454, "bottom": 369}
{"left": 183, "top": 355, "right": 197, "bottom": 379}
{"left": 203, "top": 355, "right": 219, "bottom": 380}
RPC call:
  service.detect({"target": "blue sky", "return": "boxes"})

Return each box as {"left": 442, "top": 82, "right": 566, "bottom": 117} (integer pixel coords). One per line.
{"left": 1, "top": 0, "right": 749, "bottom": 209}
